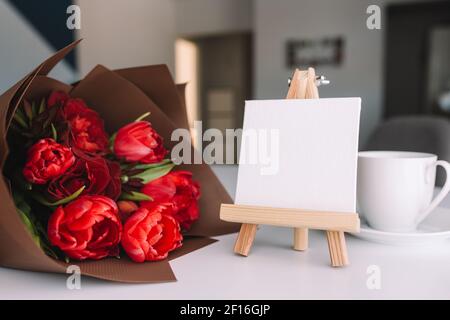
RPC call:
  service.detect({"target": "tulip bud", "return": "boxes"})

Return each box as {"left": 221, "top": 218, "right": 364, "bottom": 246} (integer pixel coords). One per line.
{"left": 113, "top": 121, "right": 168, "bottom": 164}
{"left": 117, "top": 200, "right": 138, "bottom": 222}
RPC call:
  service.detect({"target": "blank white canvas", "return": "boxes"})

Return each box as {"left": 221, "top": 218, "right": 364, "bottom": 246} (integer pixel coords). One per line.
{"left": 235, "top": 98, "right": 361, "bottom": 213}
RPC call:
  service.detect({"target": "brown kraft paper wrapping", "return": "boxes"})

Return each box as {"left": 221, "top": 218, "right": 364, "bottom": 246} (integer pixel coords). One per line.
{"left": 0, "top": 40, "right": 239, "bottom": 283}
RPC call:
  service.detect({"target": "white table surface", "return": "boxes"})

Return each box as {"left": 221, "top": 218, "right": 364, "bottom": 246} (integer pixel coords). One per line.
{"left": 1, "top": 165, "right": 450, "bottom": 300}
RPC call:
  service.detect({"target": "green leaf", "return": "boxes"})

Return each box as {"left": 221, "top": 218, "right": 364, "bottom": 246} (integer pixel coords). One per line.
{"left": 9, "top": 122, "right": 21, "bottom": 133}
{"left": 42, "top": 105, "right": 58, "bottom": 129}
{"left": 23, "top": 100, "right": 33, "bottom": 122}
{"left": 31, "top": 101, "right": 37, "bottom": 117}
{"left": 15, "top": 206, "right": 43, "bottom": 253}
{"left": 51, "top": 123, "right": 58, "bottom": 141}
{"left": 13, "top": 111, "right": 28, "bottom": 129}
{"left": 131, "top": 162, "right": 175, "bottom": 184}
{"left": 132, "top": 159, "right": 172, "bottom": 170}
{"left": 32, "top": 186, "right": 86, "bottom": 207}
{"left": 17, "top": 209, "right": 33, "bottom": 230}
{"left": 12, "top": 189, "right": 27, "bottom": 207}
{"left": 40, "top": 241, "right": 59, "bottom": 260}
{"left": 32, "top": 221, "right": 60, "bottom": 259}
{"left": 12, "top": 171, "right": 32, "bottom": 192}
{"left": 119, "top": 191, "right": 152, "bottom": 201}
{"left": 13, "top": 190, "right": 61, "bottom": 259}
{"left": 15, "top": 107, "right": 26, "bottom": 122}
{"left": 120, "top": 159, "right": 171, "bottom": 171}
{"left": 109, "top": 132, "right": 117, "bottom": 152}
{"left": 16, "top": 198, "right": 32, "bottom": 215}
{"left": 38, "top": 98, "right": 46, "bottom": 114}
{"left": 120, "top": 162, "right": 130, "bottom": 170}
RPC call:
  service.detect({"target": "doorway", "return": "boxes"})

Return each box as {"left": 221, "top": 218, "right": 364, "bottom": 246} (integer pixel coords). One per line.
{"left": 175, "top": 33, "right": 253, "bottom": 161}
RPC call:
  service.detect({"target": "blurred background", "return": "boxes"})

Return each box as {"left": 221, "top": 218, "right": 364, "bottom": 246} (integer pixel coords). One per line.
{"left": 1, "top": 0, "right": 449, "bottom": 175}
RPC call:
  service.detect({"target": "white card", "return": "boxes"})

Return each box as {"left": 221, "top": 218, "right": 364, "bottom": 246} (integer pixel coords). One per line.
{"left": 235, "top": 98, "right": 361, "bottom": 213}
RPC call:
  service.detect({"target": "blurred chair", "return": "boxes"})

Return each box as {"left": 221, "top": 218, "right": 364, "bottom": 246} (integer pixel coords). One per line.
{"left": 365, "top": 116, "right": 450, "bottom": 186}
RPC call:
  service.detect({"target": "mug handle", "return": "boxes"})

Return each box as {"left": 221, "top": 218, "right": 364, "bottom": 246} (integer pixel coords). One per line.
{"left": 416, "top": 160, "right": 450, "bottom": 225}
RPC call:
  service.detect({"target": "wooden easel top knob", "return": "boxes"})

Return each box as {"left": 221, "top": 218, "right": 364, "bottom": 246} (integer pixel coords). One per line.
{"left": 286, "top": 68, "right": 329, "bottom": 100}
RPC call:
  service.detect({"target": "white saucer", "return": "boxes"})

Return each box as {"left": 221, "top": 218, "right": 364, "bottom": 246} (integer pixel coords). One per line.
{"left": 351, "top": 206, "right": 450, "bottom": 246}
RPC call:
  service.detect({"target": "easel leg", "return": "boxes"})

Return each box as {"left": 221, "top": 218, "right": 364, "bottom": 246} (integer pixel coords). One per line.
{"left": 234, "top": 223, "right": 257, "bottom": 256}
{"left": 326, "top": 231, "right": 349, "bottom": 267}
{"left": 293, "top": 228, "right": 308, "bottom": 251}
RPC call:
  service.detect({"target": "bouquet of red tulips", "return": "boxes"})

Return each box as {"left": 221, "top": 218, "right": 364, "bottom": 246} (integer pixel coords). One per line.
{"left": 0, "top": 40, "right": 237, "bottom": 283}
{"left": 7, "top": 90, "right": 200, "bottom": 263}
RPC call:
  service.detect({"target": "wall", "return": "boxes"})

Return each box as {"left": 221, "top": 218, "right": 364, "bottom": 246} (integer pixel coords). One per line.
{"left": 0, "top": 0, "right": 74, "bottom": 93}
{"left": 254, "top": 0, "right": 422, "bottom": 147}
{"left": 0, "top": 0, "right": 177, "bottom": 92}
{"left": 427, "top": 27, "right": 450, "bottom": 113}
{"left": 77, "top": 0, "right": 253, "bottom": 75}
{"left": 76, "top": 0, "right": 177, "bottom": 76}
{"left": 197, "top": 34, "right": 252, "bottom": 129}
{"left": 1, "top": 0, "right": 428, "bottom": 147}
{"left": 174, "top": 0, "right": 253, "bottom": 37}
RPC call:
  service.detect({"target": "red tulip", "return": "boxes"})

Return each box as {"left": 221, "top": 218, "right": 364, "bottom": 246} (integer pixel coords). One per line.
{"left": 59, "top": 98, "right": 109, "bottom": 153}
{"left": 140, "top": 171, "right": 200, "bottom": 230}
{"left": 121, "top": 205, "right": 182, "bottom": 262}
{"left": 47, "top": 91, "right": 69, "bottom": 108}
{"left": 113, "top": 121, "right": 167, "bottom": 164}
{"left": 47, "top": 150, "right": 121, "bottom": 201}
{"left": 48, "top": 195, "right": 122, "bottom": 260}
{"left": 23, "top": 138, "right": 75, "bottom": 184}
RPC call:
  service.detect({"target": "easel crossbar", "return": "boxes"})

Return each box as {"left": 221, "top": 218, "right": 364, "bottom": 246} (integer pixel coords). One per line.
{"left": 220, "top": 204, "right": 360, "bottom": 233}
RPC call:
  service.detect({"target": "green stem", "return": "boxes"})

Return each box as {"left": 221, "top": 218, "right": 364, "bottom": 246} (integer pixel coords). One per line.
{"left": 134, "top": 112, "right": 151, "bottom": 122}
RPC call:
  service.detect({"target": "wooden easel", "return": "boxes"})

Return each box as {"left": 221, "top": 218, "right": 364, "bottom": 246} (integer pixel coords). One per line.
{"left": 220, "top": 68, "right": 360, "bottom": 267}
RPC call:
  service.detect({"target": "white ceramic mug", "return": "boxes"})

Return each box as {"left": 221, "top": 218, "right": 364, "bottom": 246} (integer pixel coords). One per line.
{"left": 357, "top": 151, "right": 450, "bottom": 232}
